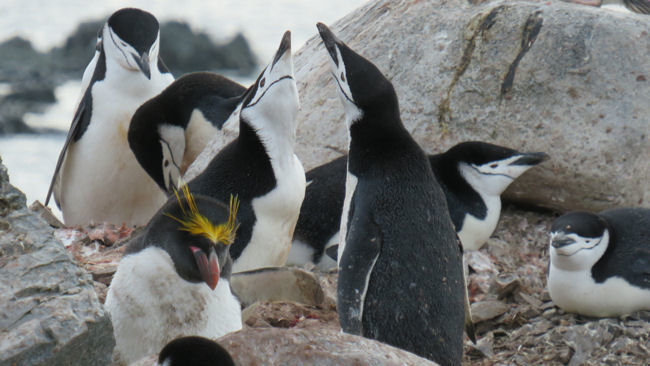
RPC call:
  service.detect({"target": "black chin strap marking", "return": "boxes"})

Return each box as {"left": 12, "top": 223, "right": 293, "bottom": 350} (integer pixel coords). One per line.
{"left": 243, "top": 75, "right": 293, "bottom": 109}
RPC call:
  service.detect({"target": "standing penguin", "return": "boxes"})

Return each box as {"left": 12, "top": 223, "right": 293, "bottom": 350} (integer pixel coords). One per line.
{"left": 547, "top": 208, "right": 650, "bottom": 317}
{"left": 317, "top": 23, "right": 464, "bottom": 365}
{"left": 187, "top": 31, "right": 305, "bottom": 273}
{"left": 105, "top": 186, "right": 242, "bottom": 365}
{"left": 288, "top": 142, "right": 548, "bottom": 269}
{"left": 128, "top": 72, "right": 246, "bottom": 193}
{"left": 45, "top": 8, "right": 174, "bottom": 226}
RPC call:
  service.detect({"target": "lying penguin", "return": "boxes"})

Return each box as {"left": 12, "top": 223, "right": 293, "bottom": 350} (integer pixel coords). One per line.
{"left": 547, "top": 207, "right": 650, "bottom": 317}
{"left": 105, "top": 185, "right": 242, "bottom": 365}
{"left": 288, "top": 141, "right": 548, "bottom": 270}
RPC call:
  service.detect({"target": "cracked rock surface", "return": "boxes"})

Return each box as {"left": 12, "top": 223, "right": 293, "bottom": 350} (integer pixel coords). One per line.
{"left": 0, "top": 156, "right": 114, "bottom": 366}
{"left": 190, "top": 0, "right": 649, "bottom": 212}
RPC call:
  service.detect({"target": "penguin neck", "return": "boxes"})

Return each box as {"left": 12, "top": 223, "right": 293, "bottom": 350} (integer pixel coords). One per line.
{"left": 240, "top": 117, "right": 296, "bottom": 169}
{"left": 347, "top": 108, "right": 411, "bottom": 176}
{"left": 104, "top": 57, "right": 166, "bottom": 98}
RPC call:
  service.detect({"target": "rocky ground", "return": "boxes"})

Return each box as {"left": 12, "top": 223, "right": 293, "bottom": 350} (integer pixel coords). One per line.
{"left": 39, "top": 200, "right": 648, "bottom": 365}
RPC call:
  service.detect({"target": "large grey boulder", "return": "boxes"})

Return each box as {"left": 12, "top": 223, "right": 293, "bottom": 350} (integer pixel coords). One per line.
{"left": 189, "top": 0, "right": 649, "bottom": 212}
{"left": 0, "top": 157, "right": 114, "bottom": 366}
{"left": 132, "top": 327, "right": 438, "bottom": 366}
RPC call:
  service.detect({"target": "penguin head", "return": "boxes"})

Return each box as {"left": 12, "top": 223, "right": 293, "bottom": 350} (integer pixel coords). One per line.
{"left": 129, "top": 102, "right": 185, "bottom": 193}
{"left": 239, "top": 31, "right": 298, "bottom": 135}
{"left": 158, "top": 336, "right": 235, "bottom": 366}
{"left": 450, "top": 142, "right": 549, "bottom": 196}
{"left": 316, "top": 22, "right": 398, "bottom": 126}
{"left": 146, "top": 186, "right": 240, "bottom": 290}
{"left": 102, "top": 8, "right": 160, "bottom": 79}
{"left": 549, "top": 211, "right": 609, "bottom": 271}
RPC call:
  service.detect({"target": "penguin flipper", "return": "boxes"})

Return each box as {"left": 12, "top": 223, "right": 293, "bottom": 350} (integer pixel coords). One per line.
{"left": 629, "top": 247, "right": 650, "bottom": 289}
{"left": 337, "top": 207, "right": 381, "bottom": 335}
{"left": 45, "top": 96, "right": 89, "bottom": 207}
{"left": 459, "top": 238, "right": 477, "bottom": 343}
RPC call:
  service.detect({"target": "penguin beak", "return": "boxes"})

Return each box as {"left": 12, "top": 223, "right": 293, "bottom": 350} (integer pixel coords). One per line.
{"left": 551, "top": 234, "right": 576, "bottom": 248}
{"left": 317, "top": 22, "right": 341, "bottom": 67}
{"left": 134, "top": 51, "right": 152, "bottom": 79}
{"left": 510, "top": 152, "right": 549, "bottom": 166}
{"left": 190, "top": 246, "right": 220, "bottom": 290}
{"left": 271, "top": 31, "right": 291, "bottom": 69}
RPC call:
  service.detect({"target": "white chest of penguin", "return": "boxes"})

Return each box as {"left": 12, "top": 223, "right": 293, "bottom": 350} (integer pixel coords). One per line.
{"left": 233, "top": 154, "right": 306, "bottom": 273}
{"left": 457, "top": 194, "right": 501, "bottom": 251}
{"left": 59, "top": 70, "right": 172, "bottom": 226}
{"left": 106, "top": 247, "right": 241, "bottom": 364}
{"left": 547, "top": 265, "right": 650, "bottom": 317}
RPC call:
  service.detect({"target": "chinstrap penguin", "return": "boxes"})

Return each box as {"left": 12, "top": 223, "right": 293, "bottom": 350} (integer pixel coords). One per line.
{"left": 288, "top": 142, "right": 548, "bottom": 269}
{"left": 46, "top": 8, "right": 174, "bottom": 226}
{"left": 547, "top": 208, "right": 650, "bottom": 317}
{"left": 129, "top": 72, "right": 246, "bottom": 193}
{"left": 187, "top": 31, "right": 305, "bottom": 273}
{"left": 157, "top": 336, "right": 235, "bottom": 366}
{"left": 105, "top": 186, "right": 242, "bottom": 365}
{"left": 317, "top": 23, "right": 465, "bottom": 365}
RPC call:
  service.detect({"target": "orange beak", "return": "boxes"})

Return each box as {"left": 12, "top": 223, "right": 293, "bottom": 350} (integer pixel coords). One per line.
{"left": 190, "top": 246, "right": 220, "bottom": 290}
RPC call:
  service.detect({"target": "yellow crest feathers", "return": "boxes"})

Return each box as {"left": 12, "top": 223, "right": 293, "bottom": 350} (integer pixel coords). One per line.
{"left": 165, "top": 185, "right": 240, "bottom": 245}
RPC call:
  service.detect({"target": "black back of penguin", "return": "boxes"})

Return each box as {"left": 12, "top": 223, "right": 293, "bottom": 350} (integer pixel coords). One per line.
{"left": 187, "top": 123, "right": 276, "bottom": 260}
{"left": 294, "top": 156, "right": 347, "bottom": 262}
{"left": 316, "top": 23, "right": 464, "bottom": 366}
{"left": 593, "top": 208, "right": 650, "bottom": 289}
{"left": 129, "top": 72, "right": 245, "bottom": 191}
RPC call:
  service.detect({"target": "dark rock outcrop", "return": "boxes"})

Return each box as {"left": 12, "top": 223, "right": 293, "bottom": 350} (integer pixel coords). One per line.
{"left": 0, "top": 156, "right": 115, "bottom": 366}
{"left": 160, "top": 22, "right": 257, "bottom": 75}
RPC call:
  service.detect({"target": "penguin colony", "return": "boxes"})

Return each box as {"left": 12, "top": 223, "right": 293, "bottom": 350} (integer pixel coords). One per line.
{"left": 42, "top": 7, "right": 649, "bottom": 366}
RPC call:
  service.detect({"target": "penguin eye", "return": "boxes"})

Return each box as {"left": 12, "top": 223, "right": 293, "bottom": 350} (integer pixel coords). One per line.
{"left": 164, "top": 160, "right": 170, "bottom": 168}
{"left": 260, "top": 78, "right": 266, "bottom": 87}
{"left": 490, "top": 163, "right": 498, "bottom": 168}
{"left": 341, "top": 72, "right": 346, "bottom": 82}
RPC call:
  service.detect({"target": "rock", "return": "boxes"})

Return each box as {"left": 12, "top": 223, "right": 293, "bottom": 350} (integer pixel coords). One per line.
{"left": 0, "top": 156, "right": 26, "bottom": 215}
{"left": 241, "top": 300, "right": 338, "bottom": 330}
{"left": 230, "top": 267, "right": 325, "bottom": 307}
{"left": 49, "top": 21, "right": 103, "bottom": 75}
{"left": 471, "top": 300, "right": 510, "bottom": 323}
{"left": 0, "top": 157, "right": 114, "bottom": 365}
{"left": 492, "top": 274, "right": 521, "bottom": 299}
{"left": 29, "top": 201, "right": 64, "bottom": 228}
{"left": 218, "top": 327, "right": 439, "bottom": 366}
{"left": 275, "top": 0, "right": 647, "bottom": 212}
{"left": 0, "top": 162, "right": 114, "bottom": 365}
{"left": 159, "top": 21, "right": 257, "bottom": 76}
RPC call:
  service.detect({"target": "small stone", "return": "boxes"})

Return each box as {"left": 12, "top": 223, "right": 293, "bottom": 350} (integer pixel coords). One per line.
{"left": 516, "top": 292, "right": 543, "bottom": 309}
{"left": 492, "top": 274, "right": 521, "bottom": 299}
{"left": 543, "top": 308, "right": 557, "bottom": 318}
{"left": 471, "top": 300, "right": 510, "bottom": 323}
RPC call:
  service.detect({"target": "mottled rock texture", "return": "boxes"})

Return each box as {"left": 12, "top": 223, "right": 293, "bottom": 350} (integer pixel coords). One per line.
{"left": 0, "top": 156, "right": 115, "bottom": 366}
{"left": 190, "top": 0, "right": 649, "bottom": 212}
